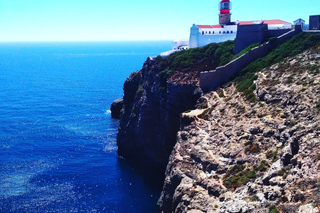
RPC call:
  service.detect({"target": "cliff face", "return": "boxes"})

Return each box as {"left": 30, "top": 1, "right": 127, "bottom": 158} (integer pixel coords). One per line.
{"left": 117, "top": 57, "right": 202, "bottom": 170}
{"left": 157, "top": 47, "right": 320, "bottom": 212}
{"left": 116, "top": 41, "right": 237, "bottom": 170}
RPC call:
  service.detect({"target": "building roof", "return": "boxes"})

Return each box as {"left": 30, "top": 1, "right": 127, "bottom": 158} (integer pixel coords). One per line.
{"left": 238, "top": 19, "right": 291, "bottom": 25}
{"left": 196, "top": 19, "right": 291, "bottom": 29}
{"left": 294, "top": 18, "right": 305, "bottom": 23}
{"left": 196, "top": 25, "right": 223, "bottom": 29}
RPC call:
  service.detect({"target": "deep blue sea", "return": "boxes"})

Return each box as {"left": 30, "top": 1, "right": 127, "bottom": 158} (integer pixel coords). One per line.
{"left": 0, "top": 41, "right": 171, "bottom": 212}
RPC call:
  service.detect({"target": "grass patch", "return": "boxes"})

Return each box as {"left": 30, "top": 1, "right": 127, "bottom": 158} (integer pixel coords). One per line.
{"left": 268, "top": 205, "right": 279, "bottom": 213}
{"left": 234, "top": 33, "right": 320, "bottom": 100}
{"left": 316, "top": 102, "right": 320, "bottom": 114}
{"left": 218, "top": 90, "right": 225, "bottom": 97}
{"left": 233, "top": 43, "right": 261, "bottom": 59}
{"left": 266, "top": 150, "right": 278, "bottom": 161}
{"left": 223, "top": 164, "right": 257, "bottom": 189}
{"left": 136, "top": 83, "right": 145, "bottom": 94}
{"left": 156, "top": 40, "right": 236, "bottom": 73}
{"left": 277, "top": 166, "right": 291, "bottom": 179}
{"left": 158, "top": 69, "right": 174, "bottom": 91}
{"left": 254, "top": 160, "right": 269, "bottom": 172}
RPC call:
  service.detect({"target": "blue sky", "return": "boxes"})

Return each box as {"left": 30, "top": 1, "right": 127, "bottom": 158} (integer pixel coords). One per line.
{"left": 0, "top": 0, "right": 318, "bottom": 41}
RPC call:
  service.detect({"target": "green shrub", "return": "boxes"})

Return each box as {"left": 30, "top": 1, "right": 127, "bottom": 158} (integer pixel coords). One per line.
{"left": 223, "top": 165, "right": 257, "bottom": 189}
{"left": 255, "top": 160, "right": 269, "bottom": 172}
{"left": 266, "top": 150, "right": 278, "bottom": 160}
{"left": 234, "top": 33, "right": 320, "bottom": 100}
{"left": 160, "top": 40, "right": 235, "bottom": 72}
{"left": 158, "top": 69, "right": 174, "bottom": 90}
{"left": 224, "top": 168, "right": 257, "bottom": 189}
{"left": 136, "top": 83, "right": 145, "bottom": 94}
{"left": 316, "top": 102, "right": 320, "bottom": 114}
{"left": 268, "top": 37, "right": 278, "bottom": 44}
{"left": 233, "top": 43, "right": 261, "bottom": 59}
{"left": 268, "top": 205, "right": 278, "bottom": 213}
{"left": 218, "top": 90, "right": 225, "bottom": 97}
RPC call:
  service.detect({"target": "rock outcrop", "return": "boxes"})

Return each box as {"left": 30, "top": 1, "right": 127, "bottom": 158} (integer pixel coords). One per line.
{"left": 157, "top": 47, "right": 320, "bottom": 212}
{"left": 116, "top": 57, "right": 202, "bottom": 170}
{"left": 110, "top": 98, "right": 124, "bottom": 119}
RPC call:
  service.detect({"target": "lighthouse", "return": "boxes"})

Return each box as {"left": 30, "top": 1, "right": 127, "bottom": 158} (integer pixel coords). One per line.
{"left": 219, "top": 0, "right": 231, "bottom": 25}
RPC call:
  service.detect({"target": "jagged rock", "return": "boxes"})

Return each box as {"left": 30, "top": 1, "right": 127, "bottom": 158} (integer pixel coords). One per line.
{"left": 248, "top": 126, "right": 263, "bottom": 134}
{"left": 263, "top": 185, "right": 282, "bottom": 200}
{"left": 116, "top": 58, "right": 202, "bottom": 170}
{"left": 269, "top": 176, "right": 286, "bottom": 187}
{"left": 298, "top": 204, "right": 320, "bottom": 213}
{"left": 262, "top": 160, "right": 282, "bottom": 185}
{"left": 110, "top": 98, "right": 124, "bottom": 119}
{"left": 157, "top": 48, "right": 320, "bottom": 212}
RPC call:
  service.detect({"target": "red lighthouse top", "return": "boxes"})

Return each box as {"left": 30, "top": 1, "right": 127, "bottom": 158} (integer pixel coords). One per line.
{"left": 219, "top": 0, "right": 231, "bottom": 14}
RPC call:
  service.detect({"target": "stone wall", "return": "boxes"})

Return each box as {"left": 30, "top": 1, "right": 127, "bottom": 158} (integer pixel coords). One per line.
{"left": 309, "top": 15, "right": 320, "bottom": 30}
{"left": 233, "top": 23, "right": 268, "bottom": 54}
{"left": 233, "top": 24, "right": 292, "bottom": 54}
{"left": 200, "top": 26, "right": 302, "bottom": 91}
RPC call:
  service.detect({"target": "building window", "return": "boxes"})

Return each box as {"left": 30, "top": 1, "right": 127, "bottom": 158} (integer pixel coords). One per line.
{"left": 227, "top": 31, "right": 229, "bottom": 34}
{"left": 209, "top": 31, "right": 211, "bottom": 34}
{"left": 223, "top": 31, "right": 225, "bottom": 34}
{"left": 212, "top": 31, "right": 214, "bottom": 34}
{"left": 231, "top": 31, "right": 233, "bottom": 34}
{"left": 202, "top": 31, "right": 204, "bottom": 35}
{"left": 219, "top": 31, "right": 221, "bottom": 34}
{"left": 206, "top": 31, "right": 207, "bottom": 34}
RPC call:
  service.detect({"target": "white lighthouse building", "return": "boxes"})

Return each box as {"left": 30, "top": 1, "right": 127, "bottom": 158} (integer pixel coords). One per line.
{"left": 161, "top": 0, "right": 292, "bottom": 56}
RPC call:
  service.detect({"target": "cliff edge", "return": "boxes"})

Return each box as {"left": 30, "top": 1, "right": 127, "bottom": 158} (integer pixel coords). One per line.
{"left": 115, "top": 41, "right": 236, "bottom": 171}
{"left": 112, "top": 33, "right": 320, "bottom": 212}
{"left": 116, "top": 57, "right": 202, "bottom": 171}
{"left": 158, "top": 43, "right": 320, "bottom": 212}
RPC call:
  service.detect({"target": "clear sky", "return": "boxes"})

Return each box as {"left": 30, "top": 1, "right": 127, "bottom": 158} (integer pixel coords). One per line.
{"left": 0, "top": 0, "right": 318, "bottom": 42}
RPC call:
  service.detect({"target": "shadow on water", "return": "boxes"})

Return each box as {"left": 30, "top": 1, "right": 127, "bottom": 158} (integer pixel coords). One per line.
{"left": 117, "top": 156, "right": 165, "bottom": 193}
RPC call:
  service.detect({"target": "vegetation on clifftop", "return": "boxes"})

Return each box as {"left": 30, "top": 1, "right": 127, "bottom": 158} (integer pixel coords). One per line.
{"left": 155, "top": 40, "right": 236, "bottom": 83}
{"left": 234, "top": 33, "right": 320, "bottom": 101}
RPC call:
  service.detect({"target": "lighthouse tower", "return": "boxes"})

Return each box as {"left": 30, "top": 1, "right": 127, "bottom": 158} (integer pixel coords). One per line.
{"left": 219, "top": 0, "right": 232, "bottom": 25}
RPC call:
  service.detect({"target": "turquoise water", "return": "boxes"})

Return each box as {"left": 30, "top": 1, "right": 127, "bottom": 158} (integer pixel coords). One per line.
{"left": 0, "top": 41, "right": 171, "bottom": 212}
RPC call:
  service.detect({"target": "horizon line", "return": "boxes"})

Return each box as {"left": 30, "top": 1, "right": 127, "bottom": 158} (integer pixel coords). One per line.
{"left": 0, "top": 39, "right": 177, "bottom": 43}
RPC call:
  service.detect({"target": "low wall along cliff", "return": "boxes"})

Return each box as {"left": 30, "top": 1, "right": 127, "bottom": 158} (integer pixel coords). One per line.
{"left": 200, "top": 25, "right": 303, "bottom": 91}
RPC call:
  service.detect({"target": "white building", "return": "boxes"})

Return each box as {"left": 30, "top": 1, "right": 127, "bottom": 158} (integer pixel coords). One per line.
{"left": 189, "top": 24, "right": 237, "bottom": 48}
{"left": 161, "top": 40, "right": 189, "bottom": 57}
{"left": 161, "top": 0, "right": 292, "bottom": 56}
{"left": 189, "top": 19, "right": 291, "bottom": 48}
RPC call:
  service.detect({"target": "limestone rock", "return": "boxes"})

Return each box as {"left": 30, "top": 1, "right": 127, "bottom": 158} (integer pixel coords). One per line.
{"left": 157, "top": 48, "right": 320, "bottom": 212}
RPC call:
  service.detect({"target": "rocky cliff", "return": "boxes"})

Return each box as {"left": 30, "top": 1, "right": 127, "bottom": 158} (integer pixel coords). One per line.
{"left": 157, "top": 46, "right": 320, "bottom": 212}
{"left": 116, "top": 57, "right": 202, "bottom": 171}
{"left": 112, "top": 33, "right": 320, "bottom": 212}
{"left": 115, "top": 41, "right": 237, "bottom": 171}
{"left": 115, "top": 41, "right": 238, "bottom": 171}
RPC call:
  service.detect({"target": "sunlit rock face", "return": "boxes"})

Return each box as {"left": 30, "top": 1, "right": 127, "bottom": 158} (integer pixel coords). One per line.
{"left": 157, "top": 47, "right": 320, "bottom": 213}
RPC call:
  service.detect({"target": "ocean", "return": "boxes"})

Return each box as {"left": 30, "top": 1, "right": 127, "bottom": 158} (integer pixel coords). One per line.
{"left": 0, "top": 41, "right": 171, "bottom": 212}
